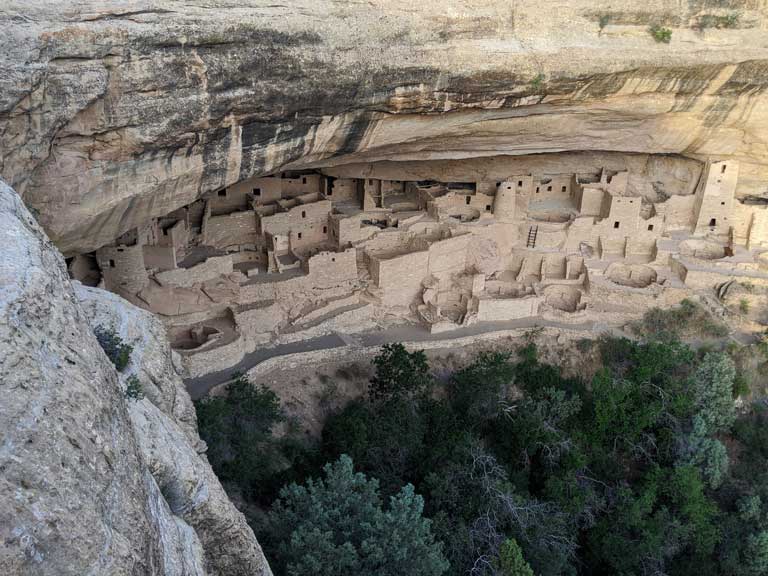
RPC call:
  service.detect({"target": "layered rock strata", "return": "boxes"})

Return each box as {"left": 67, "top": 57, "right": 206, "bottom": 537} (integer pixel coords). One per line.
{"left": 1, "top": 1, "right": 767, "bottom": 254}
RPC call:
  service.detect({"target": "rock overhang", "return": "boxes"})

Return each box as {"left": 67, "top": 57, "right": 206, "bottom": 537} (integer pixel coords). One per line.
{"left": 1, "top": 1, "right": 768, "bottom": 254}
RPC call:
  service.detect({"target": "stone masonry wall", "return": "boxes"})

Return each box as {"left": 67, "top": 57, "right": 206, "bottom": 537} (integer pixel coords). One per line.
{"left": 155, "top": 255, "right": 234, "bottom": 288}
{"left": 96, "top": 244, "right": 149, "bottom": 294}
{"left": 204, "top": 211, "right": 258, "bottom": 250}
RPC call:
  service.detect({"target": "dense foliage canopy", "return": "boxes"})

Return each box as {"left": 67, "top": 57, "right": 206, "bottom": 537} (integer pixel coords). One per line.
{"left": 196, "top": 337, "right": 768, "bottom": 576}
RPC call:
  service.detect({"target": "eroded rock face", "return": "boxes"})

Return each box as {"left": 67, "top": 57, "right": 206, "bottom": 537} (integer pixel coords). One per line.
{"left": 0, "top": 180, "right": 271, "bottom": 576}
{"left": 1, "top": 1, "right": 767, "bottom": 254}
{"left": 75, "top": 283, "right": 273, "bottom": 576}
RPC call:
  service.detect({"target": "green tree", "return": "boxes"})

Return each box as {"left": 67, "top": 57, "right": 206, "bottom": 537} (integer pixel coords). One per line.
{"left": 496, "top": 539, "right": 534, "bottom": 576}
{"left": 691, "top": 352, "right": 736, "bottom": 435}
{"left": 590, "top": 465, "right": 719, "bottom": 575}
{"left": 322, "top": 397, "right": 427, "bottom": 496}
{"left": 266, "top": 455, "right": 448, "bottom": 576}
{"left": 195, "top": 375, "right": 286, "bottom": 501}
{"left": 369, "top": 343, "right": 432, "bottom": 401}
{"left": 448, "top": 351, "right": 515, "bottom": 426}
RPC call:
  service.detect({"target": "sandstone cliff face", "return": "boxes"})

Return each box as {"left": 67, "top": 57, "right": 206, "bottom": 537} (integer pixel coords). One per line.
{"left": 0, "top": 180, "right": 271, "bottom": 576}
{"left": 1, "top": 1, "right": 767, "bottom": 254}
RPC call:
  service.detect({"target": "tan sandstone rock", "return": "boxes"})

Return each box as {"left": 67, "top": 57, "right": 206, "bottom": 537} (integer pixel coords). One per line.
{"left": 1, "top": 1, "right": 767, "bottom": 254}
{"left": 0, "top": 179, "right": 272, "bottom": 576}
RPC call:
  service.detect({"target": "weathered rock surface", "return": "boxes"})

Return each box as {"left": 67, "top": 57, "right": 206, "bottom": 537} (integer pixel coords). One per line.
{"left": 1, "top": 1, "right": 767, "bottom": 254}
{"left": 0, "top": 179, "right": 271, "bottom": 575}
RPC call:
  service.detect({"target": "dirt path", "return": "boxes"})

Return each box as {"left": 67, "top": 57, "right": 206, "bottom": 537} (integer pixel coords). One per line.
{"left": 185, "top": 333, "right": 347, "bottom": 399}
{"left": 184, "top": 316, "right": 610, "bottom": 399}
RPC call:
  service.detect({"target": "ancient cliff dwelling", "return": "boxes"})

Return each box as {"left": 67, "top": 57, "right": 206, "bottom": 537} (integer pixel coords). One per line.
{"left": 3, "top": 1, "right": 768, "bottom": 576}
{"left": 67, "top": 155, "right": 768, "bottom": 380}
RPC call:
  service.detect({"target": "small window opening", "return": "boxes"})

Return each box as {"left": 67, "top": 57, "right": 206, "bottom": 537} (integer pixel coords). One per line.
{"left": 218, "top": 189, "right": 227, "bottom": 197}
{"left": 331, "top": 257, "right": 336, "bottom": 262}
{"left": 721, "top": 201, "right": 726, "bottom": 206}
{"left": 253, "top": 188, "right": 261, "bottom": 196}
{"left": 561, "top": 186, "right": 567, "bottom": 192}
{"left": 614, "top": 221, "right": 620, "bottom": 229}
{"left": 547, "top": 186, "right": 552, "bottom": 192}
{"left": 109, "top": 259, "right": 116, "bottom": 268}
{"left": 465, "top": 196, "right": 471, "bottom": 205}
{"left": 709, "top": 218, "right": 717, "bottom": 227}
{"left": 301, "top": 211, "right": 306, "bottom": 218}
{"left": 496, "top": 182, "right": 501, "bottom": 187}
{"left": 297, "top": 232, "right": 302, "bottom": 239}
{"left": 648, "top": 224, "right": 654, "bottom": 231}
{"left": 721, "top": 165, "right": 727, "bottom": 174}
{"left": 486, "top": 205, "right": 491, "bottom": 211}
{"left": 536, "top": 187, "right": 540, "bottom": 193}
{"left": 323, "top": 226, "right": 328, "bottom": 233}
{"left": 518, "top": 180, "right": 523, "bottom": 187}
{"left": 302, "top": 177, "right": 307, "bottom": 184}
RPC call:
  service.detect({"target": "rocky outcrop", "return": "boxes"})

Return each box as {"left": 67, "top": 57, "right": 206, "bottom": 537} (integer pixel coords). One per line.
{"left": 0, "top": 179, "right": 271, "bottom": 575}
{"left": 75, "top": 283, "right": 273, "bottom": 576}
{"left": 1, "top": 1, "right": 767, "bottom": 254}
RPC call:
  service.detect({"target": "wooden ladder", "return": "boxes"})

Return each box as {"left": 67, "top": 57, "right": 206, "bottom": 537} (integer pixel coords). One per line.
{"left": 526, "top": 225, "right": 538, "bottom": 248}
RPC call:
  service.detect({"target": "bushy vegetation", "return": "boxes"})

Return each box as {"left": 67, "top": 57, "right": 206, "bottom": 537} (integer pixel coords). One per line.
{"left": 124, "top": 375, "right": 143, "bottom": 400}
{"left": 529, "top": 74, "right": 545, "bottom": 93}
{"left": 740, "top": 298, "right": 751, "bottom": 314}
{"left": 195, "top": 375, "right": 316, "bottom": 503}
{"left": 697, "top": 12, "right": 740, "bottom": 30}
{"left": 631, "top": 298, "right": 728, "bottom": 340}
{"left": 197, "top": 338, "right": 767, "bottom": 576}
{"left": 264, "top": 455, "right": 448, "bottom": 576}
{"left": 94, "top": 325, "right": 133, "bottom": 371}
{"left": 649, "top": 24, "right": 673, "bottom": 43}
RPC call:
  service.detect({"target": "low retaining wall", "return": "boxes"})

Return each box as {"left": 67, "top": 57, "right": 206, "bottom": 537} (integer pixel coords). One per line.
{"left": 476, "top": 296, "right": 543, "bottom": 322}
{"left": 155, "top": 255, "right": 233, "bottom": 288}
{"left": 244, "top": 325, "right": 597, "bottom": 383}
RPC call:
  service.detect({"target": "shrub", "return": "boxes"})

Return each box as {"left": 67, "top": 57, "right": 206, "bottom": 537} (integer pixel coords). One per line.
{"left": 576, "top": 338, "right": 594, "bottom": 353}
{"left": 740, "top": 298, "right": 751, "bottom": 314}
{"left": 698, "top": 12, "right": 740, "bottom": 30}
{"left": 733, "top": 371, "right": 751, "bottom": 399}
{"left": 632, "top": 299, "right": 727, "bottom": 340}
{"left": 369, "top": 343, "right": 432, "bottom": 402}
{"left": 124, "top": 375, "right": 143, "bottom": 400}
{"left": 530, "top": 74, "right": 545, "bottom": 92}
{"left": 94, "top": 325, "right": 133, "bottom": 371}
{"left": 649, "top": 24, "right": 672, "bottom": 43}
{"left": 598, "top": 14, "right": 611, "bottom": 30}
{"left": 265, "top": 455, "right": 448, "bottom": 576}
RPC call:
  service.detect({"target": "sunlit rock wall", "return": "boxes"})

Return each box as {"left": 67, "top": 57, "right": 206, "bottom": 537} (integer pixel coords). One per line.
{"left": 1, "top": 0, "right": 767, "bottom": 254}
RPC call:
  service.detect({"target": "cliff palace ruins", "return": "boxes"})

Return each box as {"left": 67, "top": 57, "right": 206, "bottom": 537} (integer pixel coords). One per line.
{"left": 62, "top": 153, "right": 768, "bottom": 379}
